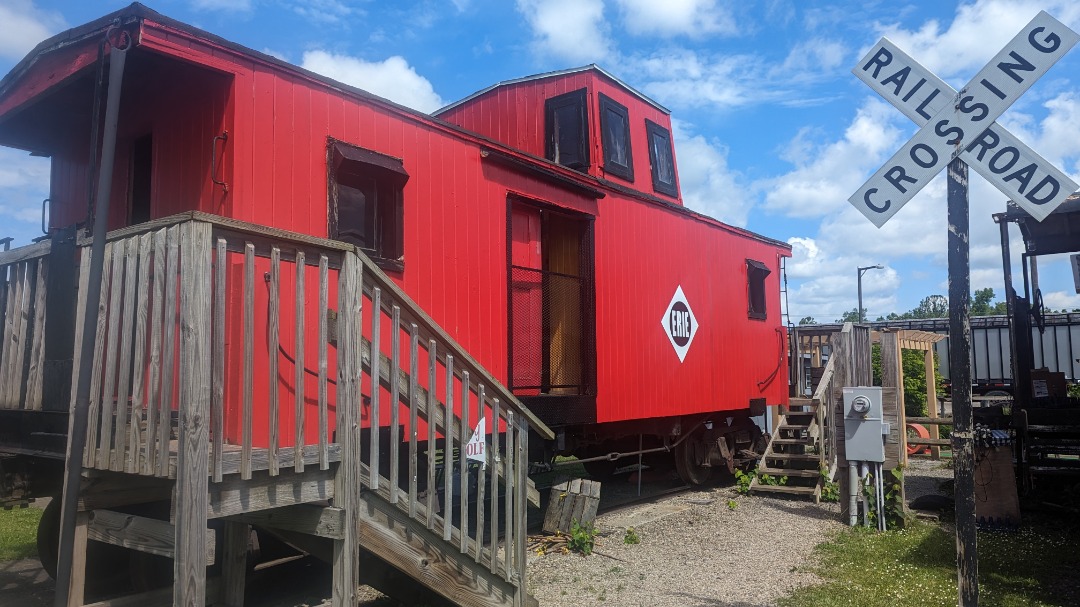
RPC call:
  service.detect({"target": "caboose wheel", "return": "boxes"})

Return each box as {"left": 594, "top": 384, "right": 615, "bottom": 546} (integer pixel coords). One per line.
{"left": 674, "top": 438, "right": 713, "bottom": 485}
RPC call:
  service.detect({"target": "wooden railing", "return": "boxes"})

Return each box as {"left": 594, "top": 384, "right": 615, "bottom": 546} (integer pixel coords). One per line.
{"left": 0, "top": 240, "right": 51, "bottom": 411}
{"left": 811, "top": 352, "right": 837, "bottom": 482}
{"left": 69, "top": 212, "right": 551, "bottom": 599}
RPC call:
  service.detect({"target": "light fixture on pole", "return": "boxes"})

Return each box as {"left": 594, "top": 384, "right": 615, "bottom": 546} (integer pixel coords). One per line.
{"left": 857, "top": 265, "right": 884, "bottom": 323}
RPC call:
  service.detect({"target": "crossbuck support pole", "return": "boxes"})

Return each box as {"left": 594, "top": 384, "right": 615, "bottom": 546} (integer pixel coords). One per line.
{"left": 947, "top": 157, "right": 978, "bottom": 606}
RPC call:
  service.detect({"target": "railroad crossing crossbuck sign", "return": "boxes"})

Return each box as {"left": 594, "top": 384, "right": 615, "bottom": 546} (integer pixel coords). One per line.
{"left": 849, "top": 11, "right": 1080, "bottom": 227}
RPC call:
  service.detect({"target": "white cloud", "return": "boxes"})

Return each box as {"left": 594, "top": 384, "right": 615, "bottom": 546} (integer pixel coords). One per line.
{"left": 634, "top": 49, "right": 765, "bottom": 110}
{"left": 762, "top": 98, "right": 904, "bottom": 218}
{"left": 770, "top": 38, "right": 847, "bottom": 82}
{"left": 671, "top": 121, "right": 753, "bottom": 227}
{"left": 614, "top": 0, "right": 738, "bottom": 38}
{"left": 872, "top": 0, "right": 1080, "bottom": 83}
{"left": 191, "top": 0, "right": 253, "bottom": 11}
{"left": 515, "top": 0, "right": 613, "bottom": 64}
{"left": 291, "top": 0, "right": 356, "bottom": 26}
{"left": 0, "top": 0, "right": 65, "bottom": 61}
{"left": 301, "top": 51, "right": 444, "bottom": 113}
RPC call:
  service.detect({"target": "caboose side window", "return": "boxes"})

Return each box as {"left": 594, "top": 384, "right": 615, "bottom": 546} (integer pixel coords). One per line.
{"left": 646, "top": 119, "right": 677, "bottom": 197}
{"left": 328, "top": 140, "right": 407, "bottom": 270}
{"left": 747, "top": 259, "right": 770, "bottom": 320}
{"left": 545, "top": 88, "right": 589, "bottom": 170}
{"left": 599, "top": 93, "right": 633, "bottom": 182}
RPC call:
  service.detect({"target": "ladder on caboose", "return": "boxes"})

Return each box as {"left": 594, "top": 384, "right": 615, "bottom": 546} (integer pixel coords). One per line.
{"left": 1, "top": 213, "right": 550, "bottom": 607}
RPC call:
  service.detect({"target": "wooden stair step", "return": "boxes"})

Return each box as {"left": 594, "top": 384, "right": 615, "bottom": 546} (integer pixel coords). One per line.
{"left": 779, "top": 423, "right": 811, "bottom": 432}
{"left": 765, "top": 453, "right": 820, "bottom": 462}
{"left": 771, "top": 437, "right": 814, "bottom": 445}
{"left": 756, "top": 467, "right": 820, "bottom": 478}
{"left": 750, "top": 484, "right": 818, "bottom": 496}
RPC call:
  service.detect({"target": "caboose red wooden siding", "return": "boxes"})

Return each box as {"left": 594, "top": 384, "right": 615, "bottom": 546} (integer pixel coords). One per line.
{"left": 0, "top": 4, "right": 790, "bottom": 455}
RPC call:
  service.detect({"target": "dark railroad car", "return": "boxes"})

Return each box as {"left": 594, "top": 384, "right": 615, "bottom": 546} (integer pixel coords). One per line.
{"left": 0, "top": 4, "right": 790, "bottom": 487}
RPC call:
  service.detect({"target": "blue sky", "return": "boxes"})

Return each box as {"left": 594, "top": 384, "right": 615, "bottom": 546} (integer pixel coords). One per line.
{"left": 2, "top": 0, "right": 1079, "bottom": 321}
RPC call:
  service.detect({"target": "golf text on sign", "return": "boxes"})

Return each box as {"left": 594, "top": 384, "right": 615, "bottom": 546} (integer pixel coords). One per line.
{"left": 849, "top": 11, "right": 1080, "bottom": 227}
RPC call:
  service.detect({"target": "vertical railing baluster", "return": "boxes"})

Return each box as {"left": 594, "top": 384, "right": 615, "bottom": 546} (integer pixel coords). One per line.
{"left": 389, "top": 305, "right": 401, "bottom": 504}
{"left": 474, "top": 384, "right": 486, "bottom": 566}
{"left": 144, "top": 231, "right": 165, "bottom": 476}
{"left": 443, "top": 354, "right": 454, "bottom": 542}
{"left": 515, "top": 413, "right": 529, "bottom": 606}
{"left": 212, "top": 237, "right": 226, "bottom": 482}
{"left": 294, "top": 251, "right": 306, "bottom": 474}
{"left": 459, "top": 370, "right": 470, "bottom": 556}
{"left": 268, "top": 247, "right": 280, "bottom": 476}
{"left": 157, "top": 227, "right": 179, "bottom": 477}
{"left": 408, "top": 323, "right": 419, "bottom": 519}
{"left": 489, "top": 397, "right": 500, "bottom": 575}
{"left": 318, "top": 255, "right": 329, "bottom": 470}
{"left": 128, "top": 233, "right": 152, "bottom": 475}
{"left": 503, "top": 409, "right": 514, "bottom": 582}
{"left": 86, "top": 245, "right": 112, "bottom": 469}
{"left": 241, "top": 243, "right": 254, "bottom": 480}
{"left": 369, "top": 287, "right": 382, "bottom": 489}
{"left": 427, "top": 339, "right": 437, "bottom": 530}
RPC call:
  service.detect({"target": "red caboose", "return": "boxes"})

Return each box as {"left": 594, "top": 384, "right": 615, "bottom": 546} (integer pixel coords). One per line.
{"left": 1, "top": 4, "right": 789, "bottom": 485}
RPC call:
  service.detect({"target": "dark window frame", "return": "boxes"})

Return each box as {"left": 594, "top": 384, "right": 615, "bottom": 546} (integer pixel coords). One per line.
{"left": 544, "top": 88, "right": 590, "bottom": 170}
{"left": 327, "top": 139, "right": 408, "bottom": 272}
{"left": 598, "top": 93, "right": 634, "bottom": 182}
{"left": 645, "top": 119, "right": 678, "bottom": 197}
{"left": 747, "top": 259, "right": 770, "bottom": 320}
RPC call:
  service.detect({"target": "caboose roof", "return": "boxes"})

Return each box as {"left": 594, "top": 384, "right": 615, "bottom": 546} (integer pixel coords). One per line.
{"left": 434, "top": 64, "right": 671, "bottom": 117}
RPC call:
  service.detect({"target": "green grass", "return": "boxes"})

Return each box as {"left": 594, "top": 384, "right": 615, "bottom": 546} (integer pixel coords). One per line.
{"left": 0, "top": 505, "right": 43, "bottom": 561}
{"left": 779, "top": 518, "right": 1080, "bottom": 607}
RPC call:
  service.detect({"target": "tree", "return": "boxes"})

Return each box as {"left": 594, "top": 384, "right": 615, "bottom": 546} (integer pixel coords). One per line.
{"left": 909, "top": 295, "right": 949, "bottom": 319}
{"left": 835, "top": 308, "right": 865, "bottom": 323}
{"left": 798, "top": 316, "right": 818, "bottom": 325}
{"left": 970, "top": 287, "right": 995, "bottom": 316}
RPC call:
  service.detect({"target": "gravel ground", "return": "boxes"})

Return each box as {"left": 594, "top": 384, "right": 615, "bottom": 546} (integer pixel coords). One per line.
{"left": 526, "top": 458, "right": 953, "bottom": 607}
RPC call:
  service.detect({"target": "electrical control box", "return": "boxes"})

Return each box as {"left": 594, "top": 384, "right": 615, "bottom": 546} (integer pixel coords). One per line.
{"left": 843, "top": 386, "right": 885, "bottom": 463}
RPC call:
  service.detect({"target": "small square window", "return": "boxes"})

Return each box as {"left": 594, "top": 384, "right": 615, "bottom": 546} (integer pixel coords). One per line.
{"left": 747, "top": 259, "right": 770, "bottom": 320}
{"left": 328, "top": 140, "right": 408, "bottom": 270}
{"left": 545, "top": 89, "right": 589, "bottom": 170}
{"left": 599, "top": 93, "right": 633, "bottom": 182}
{"left": 646, "top": 119, "right": 678, "bottom": 197}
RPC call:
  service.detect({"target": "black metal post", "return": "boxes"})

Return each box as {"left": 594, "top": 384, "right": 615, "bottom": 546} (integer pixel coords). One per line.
{"left": 53, "top": 37, "right": 128, "bottom": 607}
{"left": 947, "top": 157, "right": 978, "bottom": 606}
{"left": 857, "top": 271, "right": 864, "bottom": 323}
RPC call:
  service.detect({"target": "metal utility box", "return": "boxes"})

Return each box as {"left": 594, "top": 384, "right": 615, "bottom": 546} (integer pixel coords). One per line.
{"left": 843, "top": 386, "right": 885, "bottom": 462}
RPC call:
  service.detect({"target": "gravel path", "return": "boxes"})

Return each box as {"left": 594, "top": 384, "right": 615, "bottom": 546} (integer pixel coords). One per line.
{"left": 526, "top": 458, "right": 952, "bottom": 607}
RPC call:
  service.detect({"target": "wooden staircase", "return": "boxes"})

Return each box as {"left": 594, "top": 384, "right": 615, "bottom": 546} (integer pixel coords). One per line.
{"left": 10, "top": 213, "right": 553, "bottom": 607}
{"left": 750, "top": 353, "right": 838, "bottom": 502}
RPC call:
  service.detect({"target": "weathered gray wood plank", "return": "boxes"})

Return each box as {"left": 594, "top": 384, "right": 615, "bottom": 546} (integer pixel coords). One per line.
{"left": 389, "top": 305, "right": 401, "bottom": 505}
{"left": 268, "top": 246, "right": 281, "bottom": 477}
{"left": 96, "top": 242, "right": 126, "bottom": 470}
{"left": 318, "top": 254, "right": 329, "bottom": 471}
{"left": 459, "top": 370, "right": 470, "bottom": 556}
{"left": 157, "top": 227, "right": 179, "bottom": 478}
{"left": 174, "top": 220, "right": 212, "bottom": 607}
{"left": 443, "top": 353, "right": 454, "bottom": 543}
{"left": 85, "top": 246, "right": 112, "bottom": 468}
{"left": 474, "top": 384, "right": 486, "bottom": 566}
{"left": 489, "top": 397, "right": 500, "bottom": 576}
{"left": 212, "top": 238, "right": 226, "bottom": 483}
{"left": 408, "top": 323, "right": 419, "bottom": 520}
{"left": 369, "top": 287, "right": 381, "bottom": 490}
{"left": 111, "top": 239, "right": 138, "bottom": 471}
{"left": 241, "top": 242, "right": 255, "bottom": 480}
{"left": 143, "top": 231, "right": 166, "bottom": 476}
{"left": 24, "top": 258, "right": 48, "bottom": 411}
{"left": 128, "top": 233, "right": 152, "bottom": 475}
{"left": 294, "top": 250, "right": 306, "bottom": 474}
{"left": 221, "top": 521, "right": 248, "bottom": 607}
{"left": 427, "top": 339, "right": 437, "bottom": 530}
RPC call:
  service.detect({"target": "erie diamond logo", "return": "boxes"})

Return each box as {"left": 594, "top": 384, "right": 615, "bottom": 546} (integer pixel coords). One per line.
{"left": 661, "top": 286, "right": 698, "bottom": 363}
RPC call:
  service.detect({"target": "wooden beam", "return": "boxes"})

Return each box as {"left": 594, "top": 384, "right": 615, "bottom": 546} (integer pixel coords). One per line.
{"left": 226, "top": 505, "right": 345, "bottom": 540}
{"left": 87, "top": 510, "right": 215, "bottom": 564}
{"left": 174, "top": 220, "right": 212, "bottom": 607}
{"left": 220, "top": 522, "right": 249, "bottom": 607}
{"left": 205, "top": 465, "right": 336, "bottom": 520}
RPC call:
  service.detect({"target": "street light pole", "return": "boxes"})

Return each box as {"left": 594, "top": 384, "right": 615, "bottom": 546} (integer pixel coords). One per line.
{"left": 857, "top": 265, "right": 884, "bottom": 323}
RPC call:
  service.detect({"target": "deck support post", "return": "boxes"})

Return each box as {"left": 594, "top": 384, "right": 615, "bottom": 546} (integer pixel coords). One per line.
{"left": 332, "top": 252, "right": 363, "bottom": 607}
{"left": 64, "top": 511, "right": 89, "bottom": 607}
{"left": 221, "top": 521, "right": 250, "bottom": 607}
{"left": 174, "top": 221, "right": 213, "bottom": 607}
